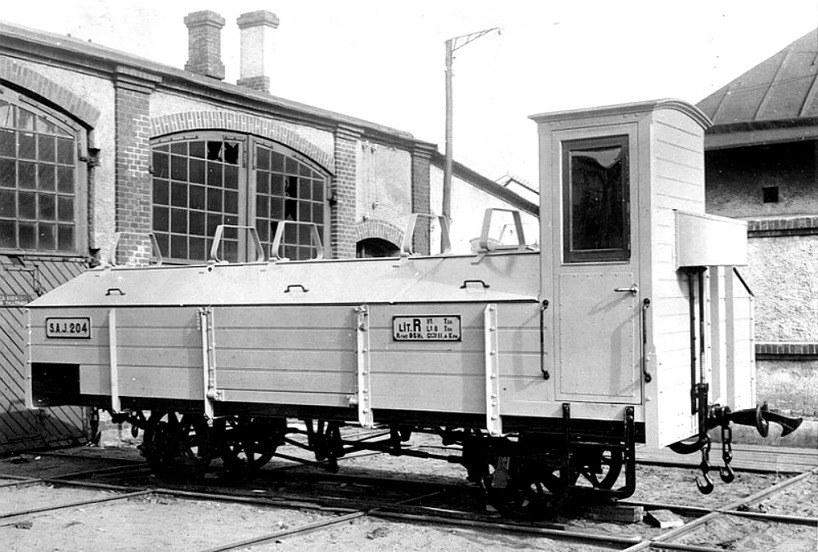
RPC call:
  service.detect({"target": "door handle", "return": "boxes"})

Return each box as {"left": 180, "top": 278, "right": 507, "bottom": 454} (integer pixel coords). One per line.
{"left": 614, "top": 283, "right": 639, "bottom": 295}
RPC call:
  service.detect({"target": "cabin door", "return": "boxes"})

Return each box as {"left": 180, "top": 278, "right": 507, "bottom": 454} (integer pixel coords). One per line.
{"left": 552, "top": 134, "right": 642, "bottom": 404}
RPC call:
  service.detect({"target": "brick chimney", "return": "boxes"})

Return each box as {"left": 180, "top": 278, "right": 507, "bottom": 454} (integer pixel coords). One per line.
{"left": 237, "top": 10, "right": 280, "bottom": 93}
{"left": 184, "top": 10, "right": 226, "bottom": 80}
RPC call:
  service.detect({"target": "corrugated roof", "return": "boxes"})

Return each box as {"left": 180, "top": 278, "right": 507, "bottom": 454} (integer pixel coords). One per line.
{"left": 698, "top": 29, "right": 818, "bottom": 126}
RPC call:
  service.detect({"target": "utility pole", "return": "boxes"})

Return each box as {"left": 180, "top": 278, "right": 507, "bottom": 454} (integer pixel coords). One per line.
{"left": 443, "top": 27, "right": 500, "bottom": 225}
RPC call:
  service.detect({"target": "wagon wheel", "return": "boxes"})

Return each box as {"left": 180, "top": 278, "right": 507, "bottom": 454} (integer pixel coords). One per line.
{"left": 489, "top": 444, "right": 572, "bottom": 518}
{"left": 571, "top": 443, "right": 624, "bottom": 490}
{"left": 141, "top": 411, "right": 212, "bottom": 480}
{"left": 216, "top": 416, "right": 284, "bottom": 474}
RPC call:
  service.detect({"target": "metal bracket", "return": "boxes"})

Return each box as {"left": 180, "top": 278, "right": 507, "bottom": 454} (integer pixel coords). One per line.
{"left": 355, "top": 305, "right": 374, "bottom": 428}
{"left": 484, "top": 303, "right": 502, "bottom": 436}
{"left": 108, "top": 308, "right": 121, "bottom": 414}
{"left": 200, "top": 307, "right": 219, "bottom": 419}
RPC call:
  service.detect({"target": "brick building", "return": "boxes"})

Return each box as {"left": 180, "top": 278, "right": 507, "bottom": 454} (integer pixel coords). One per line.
{"left": 697, "top": 28, "right": 818, "bottom": 417}
{"left": 0, "top": 11, "right": 536, "bottom": 452}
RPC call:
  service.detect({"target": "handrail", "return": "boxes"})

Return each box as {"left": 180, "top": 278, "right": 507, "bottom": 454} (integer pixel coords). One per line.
{"left": 476, "top": 208, "right": 527, "bottom": 253}
{"left": 105, "top": 232, "right": 163, "bottom": 267}
{"left": 269, "top": 221, "right": 324, "bottom": 261}
{"left": 209, "top": 225, "right": 266, "bottom": 263}
{"left": 400, "top": 214, "right": 451, "bottom": 257}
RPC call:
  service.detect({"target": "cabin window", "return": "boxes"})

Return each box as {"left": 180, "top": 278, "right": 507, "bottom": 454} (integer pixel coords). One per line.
{"left": 0, "top": 89, "right": 83, "bottom": 254}
{"left": 151, "top": 134, "right": 329, "bottom": 263}
{"left": 562, "top": 135, "right": 630, "bottom": 263}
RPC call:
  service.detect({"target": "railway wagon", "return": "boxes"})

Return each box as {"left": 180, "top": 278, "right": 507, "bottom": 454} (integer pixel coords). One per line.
{"left": 25, "top": 99, "right": 800, "bottom": 509}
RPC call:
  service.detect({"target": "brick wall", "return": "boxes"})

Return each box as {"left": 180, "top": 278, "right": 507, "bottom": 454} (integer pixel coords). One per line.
{"left": 411, "top": 143, "right": 435, "bottom": 254}
{"left": 114, "top": 67, "right": 161, "bottom": 265}
{"left": 332, "top": 124, "right": 360, "bottom": 258}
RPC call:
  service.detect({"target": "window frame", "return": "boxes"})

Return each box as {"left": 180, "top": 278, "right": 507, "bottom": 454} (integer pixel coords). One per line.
{"left": 562, "top": 134, "right": 630, "bottom": 264}
{"left": 150, "top": 132, "right": 330, "bottom": 264}
{"left": 0, "top": 84, "right": 88, "bottom": 257}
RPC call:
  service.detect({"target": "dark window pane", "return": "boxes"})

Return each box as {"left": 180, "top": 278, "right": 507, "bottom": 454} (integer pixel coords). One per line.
{"left": 298, "top": 226, "right": 311, "bottom": 246}
{"left": 19, "top": 132, "right": 35, "bottom": 160}
{"left": 207, "top": 188, "right": 222, "bottom": 212}
{"left": 270, "top": 198, "right": 284, "bottom": 220}
{"left": 207, "top": 141, "right": 222, "bottom": 161}
{"left": 224, "top": 142, "right": 239, "bottom": 165}
{"left": 256, "top": 172, "right": 269, "bottom": 195}
{"left": 312, "top": 180, "right": 324, "bottom": 202}
{"left": 271, "top": 152, "right": 284, "bottom": 172}
{"left": 223, "top": 240, "right": 238, "bottom": 263}
{"left": 190, "top": 185, "right": 205, "bottom": 210}
{"left": 154, "top": 232, "right": 169, "bottom": 257}
{"left": 564, "top": 137, "right": 629, "bottom": 263}
{"left": 171, "top": 234, "right": 187, "bottom": 259}
{"left": 224, "top": 165, "right": 238, "bottom": 189}
{"left": 38, "top": 164, "right": 55, "bottom": 191}
{"left": 285, "top": 157, "right": 297, "bottom": 174}
{"left": 19, "top": 222, "right": 35, "bottom": 248}
{"left": 153, "top": 179, "right": 169, "bottom": 205}
{"left": 0, "top": 159, "right": 15, "bottom": 188}
{"left": 256, "top": 219, "right": 269, "bottom": 241}
{"left": 224, "top": 214, "right": 238, "bottom": 226}
{"left": 153, "top": 151, "right": 169, "bottom": 178}
{"left": 298, "top": 202, "right": 310, "bottom": 221}
{"left": 225, "top": 190, "right": 238, "bottom": 214}
{"left": 17, "top": 109, "right": 34, "bottom": 131}
{"left": 285, "top": 198, "right": 297, "bottom": 220}
{"left": 57, "top": 224, "right": 74, "bottom": 251}
{"left": 57, "top": 196, "right": 74, "bottom": 222}
{"left": 189, "top": 141, "right": 205, "bottom": 159}
{"left": 170, "top": 142, "right": 187, "bottom": 156}
{"left": 285, "top": 175, "right": 297, "bottom": 198}
{"left": 189, "top": 158, "right": 205, "bottom": 184}
{"left": 171, "top": 208, "right": 187, "bottom": 234}
{"left": 153, "top": 206, "right": 169, "bottom": 232}
{"left": 39, "top": 223, "right": 56, "bottom": 250}
{"left": 256, "top": 195, "right": 268, "bottom": 218}
{"left": 171, "top": 182, "right": 187, "bottom": 207}
{"left": 155, "top": 144, "right": 169, "bottom": 152}
{"left": 207, "top": 162, "right": 222, "bottom": 187}
{"left": 257, "top": 146, "right": 269, "bottom": 170}
{"left": 171, "top": 155, "right": 187, "bottom": 181}
{"left": 57, "top": 137, "right": 74, "bottom": 165}
{"left": 39, "top": 193, "right": 56, "bottom": 219}
{"left": 271, "top": 174, "right": 284, "bottom": 196}
{"left": 57, "top": 167, "right": 74, "bottom": 193}
{"left": 0, "top": 190, "right": 15, "bottom": 217}
{"left": 313, "top": 203, "right": 324, "bottom": 224}
{"left": 206, "top": 213, "right": 221, "bottom": 236}
{"left": 38, "top": 135, "right": 55, "bottom": 162}
{"left": 189, "top": 211, "right": 205, "bottom": 236}
{"left": 299, "top": 163, "right": 310, "bottom": 177}
{"left": 189, "top": 237, "right": 206, "bottom": 260}
{"left": 19, "top": 191, "right": 36, "bottom": 219}
{"left": 0, "top": 129, "right": 16, "bottom": 157}
{"left": 285, "top": 223, "right": 298, "bottom": 244}
{"left": 0, "top": 220, "right": 15, "bottom": 247}
{"left": 18, "top": 162, "right": 36, "bottom": 189}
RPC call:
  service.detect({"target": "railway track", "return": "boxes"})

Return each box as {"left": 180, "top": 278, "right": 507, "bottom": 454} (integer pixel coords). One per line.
{"left": 2, "top": 443, "right": 816, "bottom": 551}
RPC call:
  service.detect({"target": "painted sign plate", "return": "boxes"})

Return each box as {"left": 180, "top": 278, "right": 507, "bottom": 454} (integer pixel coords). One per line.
{"left": 392, "top": 315, "right": 461, "bottom": 342}
{"left": 46, "top": 317, "right": 91, "bottom": 339}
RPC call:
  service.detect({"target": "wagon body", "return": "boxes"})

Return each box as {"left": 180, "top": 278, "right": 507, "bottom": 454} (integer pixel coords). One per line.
{"left": 26, "top": 100, "right": 759, "bottom": 488}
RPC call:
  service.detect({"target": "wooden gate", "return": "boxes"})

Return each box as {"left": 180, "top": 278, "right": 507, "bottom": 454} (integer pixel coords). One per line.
{"left": 0, "top": 255, "right": 89, "bottom": 454}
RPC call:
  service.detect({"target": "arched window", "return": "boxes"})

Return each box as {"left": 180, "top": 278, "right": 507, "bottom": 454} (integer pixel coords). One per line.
{"left": 151, "top": 133, "right": 329, "bottom": 263}
{"left": 0, "top": 85, "right": 84, "bottom": 254}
